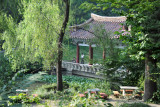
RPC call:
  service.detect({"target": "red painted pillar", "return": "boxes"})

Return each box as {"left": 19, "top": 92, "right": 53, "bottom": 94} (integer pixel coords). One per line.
{"left": 89, "top": 44, "right": 93, "bottom": 65}
{"left": 76, "top": 43, "right": 79, "bottom": 63}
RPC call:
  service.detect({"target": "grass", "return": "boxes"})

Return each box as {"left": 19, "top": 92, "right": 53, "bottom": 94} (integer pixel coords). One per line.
{"left": 40, "top": 75, "right": 112, "bottom": 94}
{"left": 4, "top": 73, "right": 112, "bottom": 106}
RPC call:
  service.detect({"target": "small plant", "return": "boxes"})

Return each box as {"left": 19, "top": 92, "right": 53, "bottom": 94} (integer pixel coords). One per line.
{"left": 44, "top": 83, "right": 57, "bottom": 92}
{"left": 68, "top": 93, "right": 110, "bottom": 107}
{"left": 63, "top": 81, "right": 69, "bottom": 89}
{"left": 8, "top": 93, "right": 41, "bottom": 106}
{"left": 32, "top": 84, "right": 56, "bottom": 99}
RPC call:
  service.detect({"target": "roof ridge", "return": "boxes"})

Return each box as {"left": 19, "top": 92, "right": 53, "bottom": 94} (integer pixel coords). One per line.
{"left": 91, "top": 13, "right": 126, "bottom": 22}
{"left": 69, "top": 18, "right": 93, "bottom": 28}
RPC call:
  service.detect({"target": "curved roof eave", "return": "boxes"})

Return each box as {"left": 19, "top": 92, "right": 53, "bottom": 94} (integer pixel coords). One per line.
{"left": 91, "top": 13, "right": 126, "bottom": 22}
{"left": 69, "top": 18, "right": 93, "bottom": 29}
{"left": 69, "top": 13, "right": 127, "bottom": 29}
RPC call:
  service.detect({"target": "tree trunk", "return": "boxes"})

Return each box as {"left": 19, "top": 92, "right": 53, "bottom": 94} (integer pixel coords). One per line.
{"left": 144, "top": 54, "right": 157, "bottom": 101}
{"left": 76, "top": 42, "right": 79, "bottom": 63}
{"left": 103, "top": 49, "right": 106, "bottom": 60}
{"left": 56, "top": 0, "right": 70, "bottom": 91}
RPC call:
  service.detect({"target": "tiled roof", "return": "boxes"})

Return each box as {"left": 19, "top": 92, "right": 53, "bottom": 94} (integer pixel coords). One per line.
{"left": 70, "top": 13, "right": 129, "bottom": 40}
{"left": 91, "top": 13, "right": 126, "bottom": 22}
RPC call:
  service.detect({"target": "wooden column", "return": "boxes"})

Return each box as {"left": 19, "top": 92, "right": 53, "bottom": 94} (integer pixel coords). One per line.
{"left": 76, "top": 43, "right": 79, "bottom": 63}
{"left": 89, "top": 45, "right": 93, "bottom": 65}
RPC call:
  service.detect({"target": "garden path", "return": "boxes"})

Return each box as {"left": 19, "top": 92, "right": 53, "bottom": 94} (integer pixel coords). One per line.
{"left": 108, "top": 95, "right": 160, "bottom": 107}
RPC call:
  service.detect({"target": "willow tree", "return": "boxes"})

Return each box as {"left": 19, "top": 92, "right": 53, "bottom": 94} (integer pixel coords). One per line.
{"left": 3, "top": 0, "right": 70, "bottom": 91}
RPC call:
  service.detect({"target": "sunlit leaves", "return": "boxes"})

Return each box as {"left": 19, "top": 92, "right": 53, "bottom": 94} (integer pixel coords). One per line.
{"left": 3, "top": 0, "right": 63, "bottom": 70}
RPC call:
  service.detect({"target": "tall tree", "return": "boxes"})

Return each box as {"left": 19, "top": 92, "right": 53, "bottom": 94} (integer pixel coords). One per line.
{"left": 3, "top": 0, "right": 70, "bottom": 91}
{"left": 56, "top": 0, "right": 70, "bottom": 91}
{"left": 81, "top": 0, "right": 160, "bottom": 101}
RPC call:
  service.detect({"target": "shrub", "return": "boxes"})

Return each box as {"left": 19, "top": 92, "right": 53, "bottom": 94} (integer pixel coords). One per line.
{"left": 8, "top": 93, "right": 41, "bottom": 106}
{"left": 150, "top": 90, "right": 160, "bottom": 103}
{"left": 63, "top": 81, "right": 69, "bottom": 89}
{"left": 32, "top": 84, "right": 56, "bottom": 99}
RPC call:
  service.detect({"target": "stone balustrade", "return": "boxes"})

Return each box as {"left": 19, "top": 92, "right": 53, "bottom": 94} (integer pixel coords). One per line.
{"left": 62, "top": 61, "right": 103, "bottom": 78}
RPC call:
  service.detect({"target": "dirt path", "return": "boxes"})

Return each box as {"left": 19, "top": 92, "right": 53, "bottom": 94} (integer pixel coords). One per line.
{"left": 107, "top": 96, "right": 160, "bottom": 107}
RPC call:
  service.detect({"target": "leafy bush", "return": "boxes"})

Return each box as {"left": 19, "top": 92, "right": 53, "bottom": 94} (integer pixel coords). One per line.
{"left": 68, "top": 94, "right": 113, "bottom": 107}
{"left": 8, "top": 93, "right": 41, "bottom": 106}
{"left": 150, "top": 90, "right": 160, "bottom": 103}
{"left": 120, "top": 103, "right": 150, "bottom": 107}
{"left": 32, "top": 84, "right": 56, "bottom": 99}
{"left": 68, "top": 94, "right": 100, "bottom": 107}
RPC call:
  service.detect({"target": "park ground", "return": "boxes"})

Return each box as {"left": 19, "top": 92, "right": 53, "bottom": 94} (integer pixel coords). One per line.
{"left": 1, "top": 72, "right": 160, "bottom": 107}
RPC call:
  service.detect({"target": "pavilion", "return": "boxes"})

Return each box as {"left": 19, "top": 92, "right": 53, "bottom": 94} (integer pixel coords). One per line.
{"left": 69, "top": 13, "right": 130, "bottom": 65}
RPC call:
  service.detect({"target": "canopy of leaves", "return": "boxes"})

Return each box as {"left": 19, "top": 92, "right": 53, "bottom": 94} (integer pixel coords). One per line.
{"left": 3, "top": 0, "right": 63, "bottom": 70}
{"left": 0, "top": 0, "right": 23, "bottom": 22}
{"left": 69, "top": 0, "right": 117, "bottom": 26}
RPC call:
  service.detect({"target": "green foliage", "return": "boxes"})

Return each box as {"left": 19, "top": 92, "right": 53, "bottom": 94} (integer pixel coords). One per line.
{"left": 8, "top": 93, "right": 41, "bottom": 106}
{"left": 120, "top": 55, "right": 145, "bottom": 86}
{"left": 67, "top": 95, "right": 107, "bottom": 107}
{"left": 82, "top": 0, "right": 160, "bottom": 101}
{"left": 120, "top": 102, "right": 150, "bottom": 107}
{"left": 92, "top": 0, "right": 160, "bottom": 66}
{"left": 0, "top": 0, "right": 23, "bottom": 23}
{"left": 69, "top": 0, "right": 90, "bottom": 25}
{"left": 150, "top": 90, "right": 160, "bottom": 104}
{"left": 32, "top": 75, "right": 111, "bottom": 106}
{"left": 32, "top": 84, "right": 57, "bottom": 99}
{"left": 0, "top": 52, "right": 13, "bottom": 88}
{"left": 91, "top": 24, "right": 118, "bottom": 59}
{"left": 137, "top": 74, "right": 145, "bottom": 90}
{"left": 0, "top": 12, "right": 8, "bottom": 50}
{"left": 100, "top": 58, "right": 120, "bottom": 78}
{"left": 69, "top": 0, "right": 116, "bottom": 26}
{"left": 40, "top": 75, "right": 112, "bottom": 96}
{"left": 2, "top": 0, "right": 63, "bottom": 70}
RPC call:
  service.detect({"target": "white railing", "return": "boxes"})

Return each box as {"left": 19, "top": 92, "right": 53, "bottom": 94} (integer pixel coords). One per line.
{"left": 62, "top": 61, "right": 101, "bottom": 74}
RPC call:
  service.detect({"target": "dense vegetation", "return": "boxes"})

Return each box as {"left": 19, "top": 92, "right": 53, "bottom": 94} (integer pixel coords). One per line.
{"left": 1, "top": 73, "right": 112, "bottom": 106}
{"left": 82, "top": 0, "right": 160, "bottom": 101}
{"left": 0, "top": 0, "right": 160, "bottom": 106}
